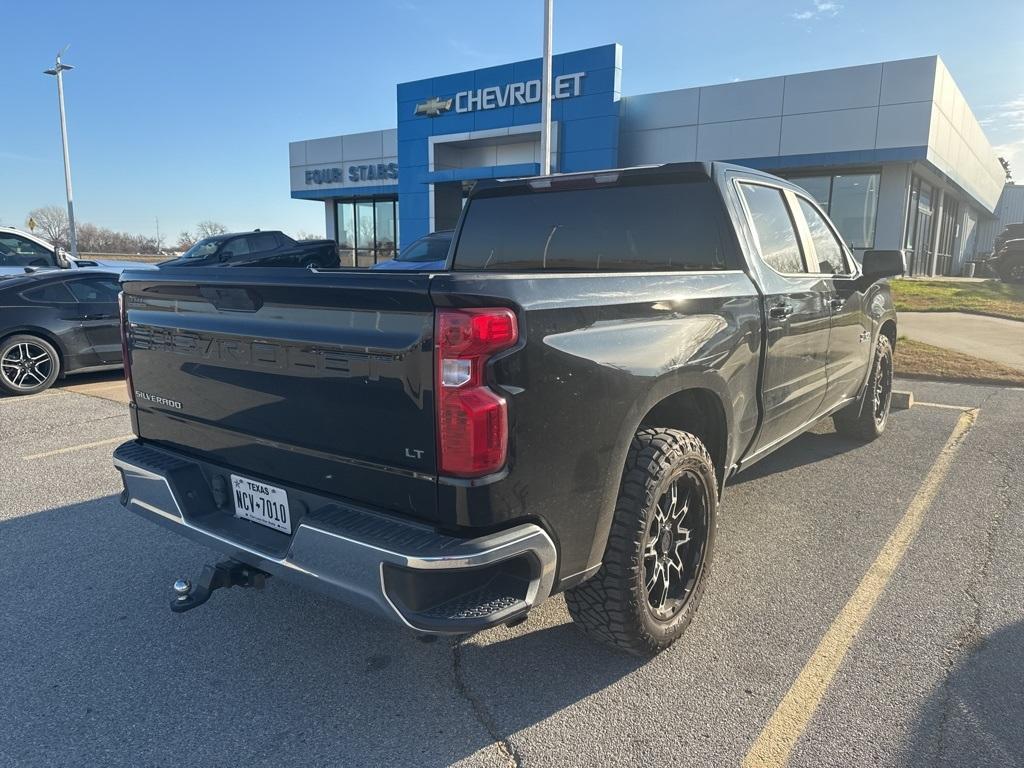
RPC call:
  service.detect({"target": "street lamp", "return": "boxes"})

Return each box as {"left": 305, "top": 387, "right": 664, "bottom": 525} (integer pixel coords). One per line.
{"left": 44, "top": 48, "right": 78, "bottom": 260}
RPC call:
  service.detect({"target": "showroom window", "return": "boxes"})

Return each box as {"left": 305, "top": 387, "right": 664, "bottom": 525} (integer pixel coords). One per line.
{"left": 334, "top": 198, "right": 398, "bottom": 267}
{"left": 787, "top": 172, "right": 879, "bottom": 250}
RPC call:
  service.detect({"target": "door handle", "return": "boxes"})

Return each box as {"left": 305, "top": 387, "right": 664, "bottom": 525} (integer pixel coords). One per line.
{"left": 829, "top": 297, "right": 845, "bottom": 311}
{"left": 768, "top": 303, "right": 794, "bottom": 319}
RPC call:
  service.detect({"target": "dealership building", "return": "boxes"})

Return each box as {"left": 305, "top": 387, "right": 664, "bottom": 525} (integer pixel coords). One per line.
{"left": 289, "top": 43, "right": 1006, "bottom": 274}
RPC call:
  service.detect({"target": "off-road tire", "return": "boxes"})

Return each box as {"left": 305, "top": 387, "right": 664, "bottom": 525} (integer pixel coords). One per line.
{"left": 565, "top": 428, "right": 718, "bottom": 656}
{"left": 0, "top": 334, "right": 61, "bottom": 396}
{"left": 833, "top": 334, "right": 893, "bottom": 441}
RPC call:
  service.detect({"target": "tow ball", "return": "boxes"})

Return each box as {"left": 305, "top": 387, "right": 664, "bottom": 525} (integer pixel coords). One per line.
{"left": 170, "top": 559, "right": 270, "bottom": 613}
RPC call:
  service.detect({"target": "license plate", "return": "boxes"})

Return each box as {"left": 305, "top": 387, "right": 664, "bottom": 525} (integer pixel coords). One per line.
{"left": 230, "top": 474, "right": 292, "bottom": 534}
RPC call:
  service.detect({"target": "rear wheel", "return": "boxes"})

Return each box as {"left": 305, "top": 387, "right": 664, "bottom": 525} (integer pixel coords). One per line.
{"left": 999, "top": 255, "right": 1024, "bottom": 283}
{"left": 833, "top": 334, "right": 893, "bottom": 441}
{"left": 0, "top": 334, "right": 61, "bottom": 396}
{"left": 565, "top": 428, "right": 718, "bottom": 655}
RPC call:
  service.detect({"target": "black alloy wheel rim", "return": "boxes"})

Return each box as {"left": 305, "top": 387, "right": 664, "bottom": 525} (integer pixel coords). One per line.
{"left": 0, "top": 342, "right": 53, "bottom": 391}
{"left": 643, "top": 470, "right": 709, "bottom": 621}
{"left": 873, "top": 347, "right": 893, "bottom": 425}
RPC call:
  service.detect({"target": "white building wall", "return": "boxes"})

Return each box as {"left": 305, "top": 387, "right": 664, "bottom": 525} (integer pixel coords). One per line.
{"left": 289, "top": 129, "right": 399, "bottom": 193}
{"left": 619, "top": 56, "right": 1004, "bottom": 216}
{"left": 875, "top": 163, "right": 912, "bottom": 252}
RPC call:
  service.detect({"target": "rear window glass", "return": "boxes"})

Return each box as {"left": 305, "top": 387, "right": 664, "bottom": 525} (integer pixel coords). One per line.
{"left": 22, "top": 282, "right": 75, "bottom": 303}
{"left": 453, "top": 179, "right": 732, "bottom": 271}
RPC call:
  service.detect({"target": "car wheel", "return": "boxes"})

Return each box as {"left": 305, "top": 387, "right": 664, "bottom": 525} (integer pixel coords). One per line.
{"left": 565, "top": 428, "right": 718, "bottom": 655}
{"left": 1001, "top": 257, "right": 1024, "bottom": 283}
{"left": 0, "top": 334, "right": 61, "bottom": 396}
{"left": 833, "top": 334, "right": 893, "bottom": 441}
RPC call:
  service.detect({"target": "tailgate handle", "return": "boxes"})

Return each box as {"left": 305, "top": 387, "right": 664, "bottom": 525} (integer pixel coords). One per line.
{"left": 200, "top": 286, "right": 263, "bottom": 312}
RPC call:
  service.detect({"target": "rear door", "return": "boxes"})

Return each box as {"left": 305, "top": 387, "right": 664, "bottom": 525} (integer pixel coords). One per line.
{"left": 121, "top": 269, "right": 439, "bottom": 519}
{"left": 790, "top": 196, "right": 872, "bottom": 408}
{"left": 242, "top": 233, "right": 286, "bottom": 266}
{"left": 65, "top": 275, "right": 122, "bottom": 363}
{"left": 734, "top": 180, "right": 832, "bottom": 452}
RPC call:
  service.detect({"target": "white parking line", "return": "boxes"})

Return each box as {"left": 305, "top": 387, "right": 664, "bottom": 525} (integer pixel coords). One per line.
{"left": 915, "top": 401, "right": 975, "bottom": 411}
{"left": 22, "top": 434, "right": 133, "bottom": 461}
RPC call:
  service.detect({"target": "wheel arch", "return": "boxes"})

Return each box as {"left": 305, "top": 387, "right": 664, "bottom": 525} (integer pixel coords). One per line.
{"left": 638, "top": 387, "right": 729, "bottom": 492}
{"left": 575, "top": 375, "right": 735, "bottom": 587}
{"left": 879, "top": 318, "right": 897, "bottom": 350}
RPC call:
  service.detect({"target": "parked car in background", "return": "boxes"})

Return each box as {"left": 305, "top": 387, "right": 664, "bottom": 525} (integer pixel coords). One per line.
{"left": 0, "top": 226, "right": 157, "bottom": 276}
{"left": 370, "top": 230, "right": 453, "bottom": 271}
{"left": 114, "top": 162, "right": 903, "bottom": 655}
{"left": 158, "top": 231, "right": 338, "bottom": 269}
{"left": 988, "top": 223, "right": 1024, "bottom": 283}
{"left": 0, "top": 270, "right": 122, "bottom": 395}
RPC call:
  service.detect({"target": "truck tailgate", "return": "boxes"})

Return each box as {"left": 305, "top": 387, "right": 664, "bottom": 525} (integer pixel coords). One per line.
{"left": 121, "top": 269, "right": 438, "bottom": 520}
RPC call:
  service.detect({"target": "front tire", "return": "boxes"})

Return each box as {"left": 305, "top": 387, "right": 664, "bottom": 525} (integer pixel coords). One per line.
{"left": 0, "top": 334, "right": 61, "bottom": 396}
{"left": 833, "top": 334, "right": 893, "bottom": 441}
{"left": 565, "top": 428, "right": 718, "bottom": 655}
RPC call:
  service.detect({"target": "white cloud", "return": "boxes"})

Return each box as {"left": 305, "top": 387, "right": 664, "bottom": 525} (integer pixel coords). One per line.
{"left": 984, "top": 96, "right": 1024, "bottom": 179}
{"left": 791, "top": 0, "right": 843, "bottom": 20}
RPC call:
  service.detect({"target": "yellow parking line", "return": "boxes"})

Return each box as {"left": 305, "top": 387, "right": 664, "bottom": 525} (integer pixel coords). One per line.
{"left": 22, "top": 434, "right": 133, "bottom": 461}
{"left": 742, "top": 408, "right": 978, "bottom": 768}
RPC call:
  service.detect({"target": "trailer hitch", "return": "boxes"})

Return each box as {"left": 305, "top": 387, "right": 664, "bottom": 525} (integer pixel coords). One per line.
{"left": 170, "top": 559, "right": 270, "bottom": 613}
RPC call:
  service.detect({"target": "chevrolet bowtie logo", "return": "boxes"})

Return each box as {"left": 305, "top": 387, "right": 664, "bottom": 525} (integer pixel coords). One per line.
{"left": 414, "top": 96, "right": 453, "bottom": 117}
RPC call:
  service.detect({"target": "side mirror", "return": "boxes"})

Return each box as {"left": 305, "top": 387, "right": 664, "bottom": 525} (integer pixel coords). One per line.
{"left": 860, "top": 249, "right": 905, "bottom": 284}
{"left": 218, "top": 251, "right": 233, "bottom": 262}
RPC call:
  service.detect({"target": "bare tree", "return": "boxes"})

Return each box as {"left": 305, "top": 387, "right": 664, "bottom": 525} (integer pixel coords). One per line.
{"left": 999, "top": 156, "right": 1013, "bottom": 182}
{"left": 26, "top": 206, "right": 70, "bottom": 249}
{"left": 195, "top": 220, "right": 228, "bottom": 238}
{"left": 177, "top": 231, "right": 196, "bottom": 251}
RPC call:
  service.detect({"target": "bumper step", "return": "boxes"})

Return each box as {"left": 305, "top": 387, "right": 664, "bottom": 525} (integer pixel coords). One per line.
{"left": 113, "top": 440, "right": 557, "bottom": 634}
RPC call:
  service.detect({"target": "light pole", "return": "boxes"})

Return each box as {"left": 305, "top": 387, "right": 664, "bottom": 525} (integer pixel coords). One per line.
{"left": 539, "top": 0, "right": 553, "bottom": 176}
{"left": 44, "top": 49, "right": 78, "bottom": 260}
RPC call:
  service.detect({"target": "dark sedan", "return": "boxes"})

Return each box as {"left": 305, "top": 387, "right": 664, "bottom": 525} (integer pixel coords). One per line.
{"left": 0, "top": 270, "right": 122, "bottom": 395}
{"left": 158, "top": 230, "right": 338, "bottom": 269}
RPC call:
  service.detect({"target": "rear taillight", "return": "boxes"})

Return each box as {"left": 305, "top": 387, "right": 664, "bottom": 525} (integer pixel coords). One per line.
{"left": 118, "top": 290, "right": 136, "bottom": 405}
{"left": 435, "top": 307, "right": 518, "bottom": 477}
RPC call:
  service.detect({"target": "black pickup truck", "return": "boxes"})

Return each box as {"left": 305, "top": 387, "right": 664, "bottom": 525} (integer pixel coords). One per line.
{"left": 157, "top": 230, "right": 338, "bottom": 269}
{"left": 114, "top": 163, "right": 902, "bottom": 655}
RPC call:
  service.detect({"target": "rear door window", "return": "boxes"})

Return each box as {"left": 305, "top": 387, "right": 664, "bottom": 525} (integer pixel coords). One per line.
{"left": 247, "top": 233, "right": 279, "bottom": 253}
{"left": 738, "top": 183, "right": 808, "bottom": 275}
{"left": 453, "top": 178, "right": 733, "bottom": 271}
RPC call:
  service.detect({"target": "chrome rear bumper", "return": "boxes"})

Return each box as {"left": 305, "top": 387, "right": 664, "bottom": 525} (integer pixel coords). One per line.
{"left": 113, "top": 441, "right": 557, "bottom": 633}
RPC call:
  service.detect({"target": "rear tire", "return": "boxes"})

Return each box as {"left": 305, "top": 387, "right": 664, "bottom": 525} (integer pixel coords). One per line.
{"left": 0, "top": 334, "right": 61, "bottom": 396}
{"left": 999, "top": 256, "right": 1024, "bottom": 283}
{"left": 833, "top": 334, "right": 893, "bottom": 442}
{"left": 565, "top": 428, "right": 718, "bottom": 656}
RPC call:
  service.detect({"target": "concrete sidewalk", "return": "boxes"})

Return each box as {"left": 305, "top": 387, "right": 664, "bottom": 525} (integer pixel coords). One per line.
{"left": 899, "top": 311, "right": 1024, "bottom": 370}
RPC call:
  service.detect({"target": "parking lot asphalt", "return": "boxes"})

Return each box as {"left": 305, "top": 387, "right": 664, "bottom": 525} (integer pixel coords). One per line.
{"left": 1, "top": 378, "right": 1022, "bottom": 767}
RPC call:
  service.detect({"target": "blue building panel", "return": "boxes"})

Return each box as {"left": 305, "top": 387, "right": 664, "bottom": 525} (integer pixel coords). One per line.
{"left": 392, "top": 44, "right": 622, "bottom": 247}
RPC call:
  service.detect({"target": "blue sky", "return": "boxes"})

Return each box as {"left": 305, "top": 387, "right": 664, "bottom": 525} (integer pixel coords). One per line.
{"left": 2, "top": 0, "right": 1022, "bottom": 244}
